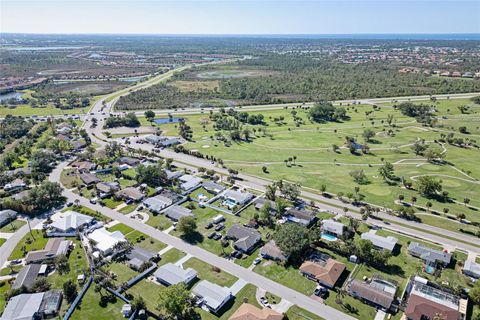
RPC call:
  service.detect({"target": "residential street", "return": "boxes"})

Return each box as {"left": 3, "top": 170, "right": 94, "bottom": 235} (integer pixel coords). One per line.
{"left": 49, "top": 162, "right": 356, "bottom": 320}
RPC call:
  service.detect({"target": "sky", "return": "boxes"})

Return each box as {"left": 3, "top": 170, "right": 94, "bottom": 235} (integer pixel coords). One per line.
{"left": 1, "top": 1, "right": 479, "bottom": 35}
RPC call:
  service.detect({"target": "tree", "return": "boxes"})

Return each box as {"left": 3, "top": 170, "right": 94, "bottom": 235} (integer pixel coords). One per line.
{"left": 378, "top": 162, "right": 395, "bottom": 181}
{"left": 144, "top": 110, "right": 156, "bottom": 122}
{"left": 274, "top": 223, "right": 315, "bottom": 261}
{"left": 464, "top": 198, "right": 471, "bottom": 206}
{"left": 177, "top": 216, "right": 197, "bottom": 237}
{"left": 277, "top": 181, "right": 300, "bottom": 202}
{"left": 424, "top": 148, "right": 443, "bottom": 163}
{"left": 63, "top": 280, "right": 78, "bottom": 303}
{"left": 362, "top": 129, "right": 375, "bottom": 142}
{"left": 416, "top": 176, "right": 442, "bottom": 198}
{"left": 136, "top": 164, "right": 168, "bottom": 187}
{"left": 411, "top": 139, "right": 428, "bottom": 155}
{"left": 157, "top": 283, "right": 198, "bottom": 320}
{"left": 349, "top": 169, "right": 368, "bottom": 184}
{"left": 469, "top": 281, "right": 480, "bottom": 305}
{"left": 55, "top": 255, "right": 70, "bottom": 274}
{"left": 25, "top": 181, "right": 66, "bottom": 213}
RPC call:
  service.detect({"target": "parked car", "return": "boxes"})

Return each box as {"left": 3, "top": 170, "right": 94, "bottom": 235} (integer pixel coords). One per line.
{"left": 212, "top": 233, "right": 222, "bottom": 240}
{"left": 90, "top": 198, "right": 97, "bottom": 204}
{"left": 314, "top": 285, "right": 328, "bottom": 298}
{"left": 253, "top": 258, "right": 262, "bottom": 265}
{"left": 208, "top": 232, "right": 216, "bottom": 239}
{"left": 205, "top": 222, "right": 213, "bottom": 229}
{"left": 214, "top": 223, "right": 225, "bottom": 231}
{"left": 66, "top": 202, "right": 73, "bottom": 207}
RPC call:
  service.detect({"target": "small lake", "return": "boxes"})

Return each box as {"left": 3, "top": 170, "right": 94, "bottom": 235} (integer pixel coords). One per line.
{"left": 0, "top": 91, "right": 24, "bottom": 103}
{"left": 153, "top": 117, "right": 184, "bottom": 124}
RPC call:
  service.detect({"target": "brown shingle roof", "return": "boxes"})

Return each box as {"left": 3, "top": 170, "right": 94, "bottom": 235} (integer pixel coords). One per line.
{"left": 300, "top": 259, "right": 346, "bottom": 287}
{"left": 348, "top": 280, "right": 395, "bottom": 309}
{"left": 405, "top": 294, "right": 460, "bottom": 320}
{"left": 229, "top": 303, "right": 283, "bottom": 320}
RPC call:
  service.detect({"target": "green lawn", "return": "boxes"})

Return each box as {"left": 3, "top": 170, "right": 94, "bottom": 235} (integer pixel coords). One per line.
{"left": 323, "top": 291, "right": 377, "bottom": 320}
{"left": 119, "top": 204, "right": 137, "bottom": 214}
{"left": 63, "top": 205, "right": 111, "bottom": 222}
{"left": 48, "top": 240, "right": 89, "bottom": 289}
{"left": 286, "top": 305, "right": 326, "bottom": 320}
{"left": 107, "top": 223, "right": 166, "bottom": 252}
{"left": 102, "top": 197, "right": 123, "bottom": 209}
{"left": 69, "top": 286, "right": 125, "bottom": 320}
{"left": 254, "top": 262, "right": 316, "bottom": 296}
{"left": 183, "top": 257, "right": 238, "bottom": 287}
{"left": 0, "top": 219, "right": 26, "bottom": 233}
{"left": 0, "top": 280, "right": 12, "bottom": 314}
{"left": 127, "top": 279, "right": 165, "bottom": 312}
{"left": 9, "top": 229, "right": 48, "bottom": 260}
{"left": 158, "top": 248, "right": 186, "bottom": 266}
{"left": 0, "top": 238, "right": 5, "bottom": 247}
{"left": 0, "top": 103, "right": 89, "bottom": 116}
{"left": 145, "top": 211, "right": 173, "bottom": 230}
{"left": 107, "top": 262, "right": 138, "bottom": 286}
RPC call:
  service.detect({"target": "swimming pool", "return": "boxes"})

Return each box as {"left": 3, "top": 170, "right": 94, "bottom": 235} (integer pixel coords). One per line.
{"left": 425, "top": 265, "right": 435, "bottom": 274}
{"left": 321, "top": 232, "right": 338, "bottom": 242}
{"left": 223, "top": 199, "right": 237, "bottom": 208}
{"left": 153, "top": 117, "right": 184, "bottom": 125}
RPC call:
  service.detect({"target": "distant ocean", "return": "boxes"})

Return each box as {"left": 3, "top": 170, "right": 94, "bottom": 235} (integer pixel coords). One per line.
{"left": 201, "top": 34, "right": 480, "bottom": 40}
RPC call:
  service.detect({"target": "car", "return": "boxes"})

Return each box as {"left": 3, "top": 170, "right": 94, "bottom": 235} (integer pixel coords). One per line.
{"left": 66, "top": 202, "right": 73, "bottom": 207}
{"left": 253, "top": 258, "right": 262, "bottom": 265}
{"left": 314, "top": 285, "right": 328, "bottom": 298}
{"left": 10, "top": 260, "right": 22, "bottom": 265}
{"left": 205, "top": 222, "right": 213, "bottom": 229}
{"left": 208, "top": 232, "right": 216, "bottom": 239}
{"left": 214, "top": 223, "right": 225, "bottom": 231}
{"left": 232, "top": 250, "right": 242, "bottom": 259}
{"left": 212, "top": 233, "right": 222, "bottom": 240}
{"left": 90, "top": 198, "right": 97, "bottom": 204}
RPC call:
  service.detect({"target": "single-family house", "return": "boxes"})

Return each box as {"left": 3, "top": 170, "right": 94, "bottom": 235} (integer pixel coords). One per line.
{"left": 361, "top": 230, "right": 398, "bottom": 252}
{"left": 229, "top": 303, "right": 284, "bottom": 320}
{"left": 0, "top": 291, "right": 62, "bottom": 320}
{"left": 12, "top": 264, "right": 42, "bottom": 290}
{"left": 25, "top": 238, "right": 72, "bottom": 264}
{"left": 154, "top": 262, "right": 197, "bottom": 286}
{"left": 222, "top": 189, "right": 254, "bottom": 207}
{"left": 164, "top": 169, "right": 183, "bottom": 181}
{"left": 165, "top": 205, "right": 194, "bottom": 221}
{"left": 143, "top": 195, "right": 173, "bottom": 213}
{"left": 71, "top": 160, "right": 97, "bottom": 172}
{"left": 4, "top": 178, "right": 27, "bottom": 192}
{"left": 192, "top": 280, "right": 232, "bottom": 314}
{"left": 79, "top": 172, "right": 100, "bottom": 186}
{"left": 226, "top": 224, "right": 261, "bottom": 254}
{"left": 321, "top": 219, "right": 345, "bottom": 238}
{"left": 299, "top": 255, "right": 346, "bottom": 288}
{"left": 404, "top": 277, "right": 467, "bottom": 320}
{"left": 117, "top": 157, "right": 141, "bottom": 167}
{"left": 202, "top": 181, "right": 226, "bottom": 195}
{"left": 348, "top": 277, "right": 397, "bottom": 310}
{"left": 126, "top": 246, "right": 158, "bottom": 271}
{"left": 260, "top": 240, "right": 289, "bottom": 262}
{"left": 407, "top": 242, "right": 452, "bottom": 271}
{"left": 0, "top": 209, "right": 17, "bottom": 227}
{"left": 254, "top": 198, "right": 276, "bottom": 213}
{"left": 179, "top": 174, "right": 203, "bottom": 191}
{"left": 87, "top": 227, "right": 126, "bottom": 255}
{"left": 96, "top": 182, "right": 120, "bottom": 198}
{"left": 285, "top": 208, "right": 316, "bottom": 227}
{"left": 115, "top": 187, "right": 144, "bottom": 202}
{"left": 48, "top": 211, "right": 93, "bottom": 234}
{"left": 463, "top": 260, "right": 480, "bottom": 279}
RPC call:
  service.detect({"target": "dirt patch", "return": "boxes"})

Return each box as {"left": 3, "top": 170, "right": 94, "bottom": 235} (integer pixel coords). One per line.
{"left": 171, "top": 80, "right": 219, "bottom": 92}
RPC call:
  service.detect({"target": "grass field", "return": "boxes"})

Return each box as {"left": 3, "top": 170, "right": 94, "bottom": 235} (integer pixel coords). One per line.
{"left": 48, "top": 240, "right": 88, "bottom": 289}
{"left": 70, "top": 286, "right": 124, "bottom": 320}
{"left": 160, "top": 98, "right": 480, "bottom": 231}
{"left": 0, "top": 219, "right": 26, "bottom": 233}
{"left": 107, "top": 223, "right": 166, "bottom": 252}
{"left": 8, "top": 229, "right": 48, "bottom": 260}
{"left": 183, "top": 257, "right": 238, "bottom": 287}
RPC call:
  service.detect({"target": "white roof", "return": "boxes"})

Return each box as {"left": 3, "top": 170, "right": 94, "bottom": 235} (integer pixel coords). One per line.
{"left": 0, "top": 292, "right": 44, "bottom": 320}
{"left": 88, "top": 227, "right": 126, "bottom": 253}
{"left": 192, "top": 280, "right": 232, "bottom": 311}
{"left": 143, "top": 195, "right": 173, "bottom": 211}
{"left": 223, "top": 189, "right": 253, "bottom": 204}
{"left": 49, "top": 211, "right": 92, "bottom": 232}
{"left": 464, "top": 260, "right": 480, "bottom": 277}
{"left": 154, "top": 263, "right": 197, "bottom": 285}
{"left": 180, "top": 175, "right": 203, "bottom": 190}
{"left": 361, "top": 230, "right": 398, "bottom": 251}
{"left": 321, "top": 219, "right": 345, "bottom": 235}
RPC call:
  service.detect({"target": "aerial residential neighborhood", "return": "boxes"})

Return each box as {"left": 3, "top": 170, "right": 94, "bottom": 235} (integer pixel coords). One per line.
{"left": 1, "top": 1, "right": 480, "bottom": 320}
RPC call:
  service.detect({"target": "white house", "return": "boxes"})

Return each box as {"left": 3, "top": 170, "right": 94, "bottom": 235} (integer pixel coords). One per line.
{"left": 87, "top": 227, "right": 126, "bottom": 255}
{"left": 48, "top": 211, "right": 93, "bottom": 234}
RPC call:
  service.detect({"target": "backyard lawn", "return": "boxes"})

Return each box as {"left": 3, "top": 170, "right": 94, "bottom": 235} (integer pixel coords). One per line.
{"left": 70, "top": 286, "right": 125, "bottom": 320}
{"left": 158, "top": 248, "right": 186, "bottom": 266}
{"left": 183, "top": 257, "right": 238, "bottom": 287}
{"left": 48, "top": 240, "right": 89, "bottom": 289}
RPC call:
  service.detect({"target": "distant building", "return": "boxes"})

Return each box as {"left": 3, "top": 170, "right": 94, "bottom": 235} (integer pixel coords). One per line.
{"left": 202, "top": 181, "right": 226, "bottom": 195}
{"left": 143, "top": 195, "right": 173, "bottom": 213}
{"left": 154, "top": 262, "right": 197, "bottom": 286}
{"left": 12, "top": 264, "right": 42, "bottom": 290}
{"left": 463, "top": 260, "right": 480, "bottom": 279}
{"left": 192, "top": 280, "right": 232, "bottom": 314}
{"left": 348, "top": 277, "right": 397, "bottom": 310}
{"left": 407, "top": 242, "right": 452, "bottom": 270}
{"left": 117, "top": 157, "right": 141, "bottom": 167}
{"left": 361, "top": 230, "right": 398, "bottom": 252}
{"left": 179, "top": 174, "right": 203, "bottom": 191}
{"left": 96, "top": 182, "right": 120, "bottom": 198}
{"left": 404, "top": 276, "right": 467, "bottom": 320}
{"left": 115, "top": 187, "right": 144, "bottom": 202}
{"left": 222, "top": 189, "right": 254, "bottom": 207}
{"left": 165, "top": 205, "right": 194, "bottom": 222}
{"left": 227, "top": 224, "right": 261, "bottom": 254}
{"left": 229, "top": 303, "right": 283, "bottom": 320}
{"left": 87, "top": 227, "right": 126, "bottom": 255}
{"left": 164, "top": 169, "right": 183, "bottom": 180}
{"left": 126, "top": 246, "right": 158, "bottom": 271}
{"left": 48, "top": 211, "right": 93, "bottom": 234}
{"left": 254, "top": 198, "right": 276, "bottom": 213}
{"left": 71, "top": 160, "right": 97, "bottom": 172}
{"left": 299, "top": 255, "right": 346, "bottom": 288}
{"left": 4, "top": 178, "right": 27, "bottom": 192}
{"left": 79, "top": 172, "right": 100, "bottom": 186}
{"left": 285, "top": 208, "right": 316, "bottom": 227}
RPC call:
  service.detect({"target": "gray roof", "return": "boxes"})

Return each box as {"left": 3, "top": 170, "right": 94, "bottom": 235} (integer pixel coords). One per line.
{"left": 164, "top": 169, "right": 183, "bottom": 180}
{"left": 260, "top": 240, "right": 288, "bottom": 261}
{"left": 165, "top": 205, "right": 193, "bottom": 221}
{"left": 202, "top": 181, "right": 226, "bottom": 194}
{"left": 0, "top": 209, "right": 17, "bottom": 225}
{"left": 321, "top": 219, "right": 345, "bottom": 236}
{"left": 154, "top": 263, "right": 197, "bottom": 286}
{"left": 79, "top": 172, "right": 100, "bottom": 185}
{"left": 254, "top": 198, "right": 276, "bottom": 211}
{"left": 463, "top": 260, "right": 480, "bottom": 278}
{"left": 361, "top": 231, "right": 398, "bottom": 252}
{"left": 49, "top": 211, "right": 92, "bottom": 232}
{"left": 179, "top": 175, "right": 203, "bottom": 190}
{"left": 143, "top": 195, "right": 173, "bottom": 212}
{"left": 0, "top": 292, "right": 44, "bottom": 320}
{"left": 25, "top": 238, "right": 71, "bottom": 264}
{"left": 223, "top": 189, "right": 253, "bottom": 205}
{"left": 349, "top": 279, "right": 397, "bottom": 309}
{"left": 192, "top": 280, "right": 232, "bottom": 312}
{"left": 12, "top": 264, "right": 41, "bottom": 290}
{"left": 126, "top": 246, "right": 156, "bottom": 263}
{"left": 408, "top": 242, "right": 452, "bottom": 265}
{"left": 96, "top": 182, "right": 120, "bottom": 193}
{"left": 116, "top": 187, "right": 144, "bottom": 201}
{"left": 227, "top": 224, "right": 261, "bottom": 253}
{"left": 286, "top": 208, "right": 316, "bottom": 225}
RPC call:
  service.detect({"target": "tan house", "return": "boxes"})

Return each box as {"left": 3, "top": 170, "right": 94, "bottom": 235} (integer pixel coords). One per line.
{"left": 229, "top": 303, "right": 284, "bottom": 320}
{"left": 299, "top": 257, "right": 346, "bottom": 288}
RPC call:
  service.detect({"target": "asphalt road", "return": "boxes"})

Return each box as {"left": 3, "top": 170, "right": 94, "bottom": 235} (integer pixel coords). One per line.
{"left": 49, "top": 162, "right": 356, "bottom": 320}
